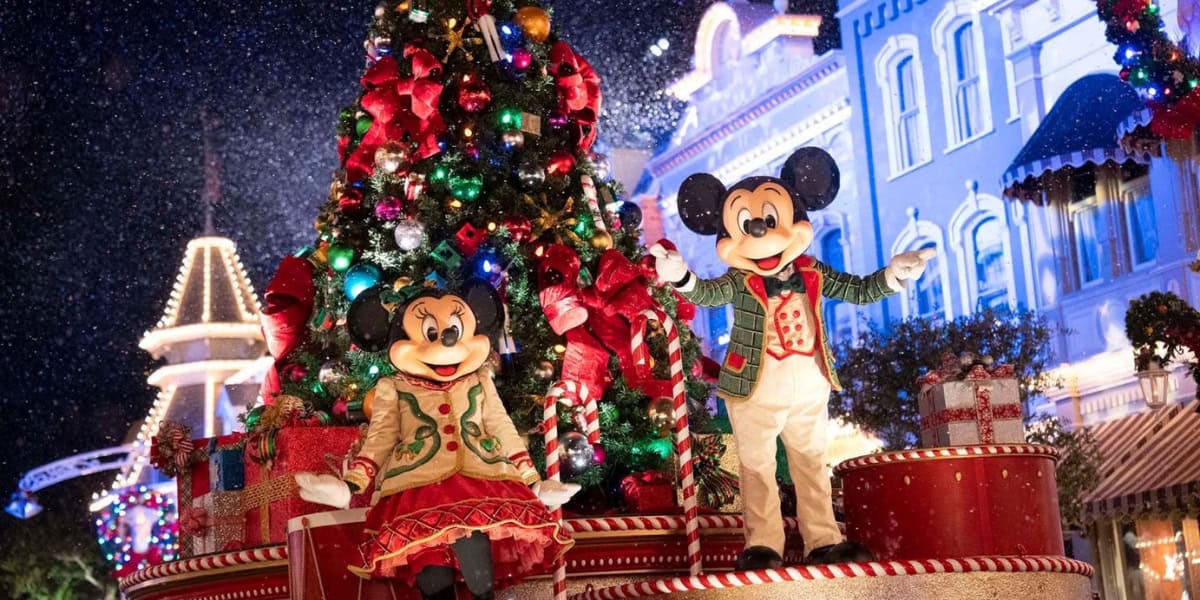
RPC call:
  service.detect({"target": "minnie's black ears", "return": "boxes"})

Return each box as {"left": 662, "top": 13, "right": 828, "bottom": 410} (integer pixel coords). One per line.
{"left": 346, "top": 286, "right": 392, "bottom": 352}
{"left": 781, "top": 147, "right": 840, "bottom": 212}
{"left": 676, "top": 173, "right": 727, "bottom": 236}
{"left": 462, "top": 278, "right": 503, "bottom": 336}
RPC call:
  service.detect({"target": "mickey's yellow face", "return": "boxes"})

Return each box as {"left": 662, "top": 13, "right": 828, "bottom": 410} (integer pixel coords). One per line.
{"left": 389, "top": 294, "right": 491, "bottom": 382}
{"left": 715, "top": 181, "right": 813, "bottom": 276}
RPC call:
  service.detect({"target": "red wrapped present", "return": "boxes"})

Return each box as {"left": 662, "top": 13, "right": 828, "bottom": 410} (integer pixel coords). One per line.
{"left": 620, "top": 471, "right": 677, "bottom": 513}
{"left": 175, "top": 432, "right": 243, "bottom": 557}
{"left": 241, "top": 426, "right": 366, "bottom": 547}
{"left": 190, "top": 490, "right": 245, "bottom": 555}
{"left": 917, "top": 354, "right": 1022, "bottom": 447}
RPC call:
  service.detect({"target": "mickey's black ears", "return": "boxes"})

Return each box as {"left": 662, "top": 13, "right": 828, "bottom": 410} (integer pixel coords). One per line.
{"left": 346, "top": 286, "right": 392, "bottom": 352}
{"left": 677, "top": 173, "right": 727, "bottom": 236}
{"left": 462, "top": 278, "right": 503, "bottom": 336}
{"left": 781, "top": 147, "right": 840, "bottom": 212}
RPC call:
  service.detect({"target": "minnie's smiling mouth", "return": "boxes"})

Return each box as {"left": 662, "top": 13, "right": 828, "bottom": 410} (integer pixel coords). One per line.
{"left": 427, "top": 363, "right": 460, "bottom": 376}
{"left": 754, "top": 253, "right": 782, "bottom": 271}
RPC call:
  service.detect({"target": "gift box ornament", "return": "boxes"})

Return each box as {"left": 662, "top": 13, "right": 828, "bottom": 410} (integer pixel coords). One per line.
{"left": 917, "top": 353, "right": 1023, "bottom": 447}
{"left": 621, "top": 470, "right": 677, "bottom": 513}
{"left": 431, "top": 240, "right": 463, "bottom": 270}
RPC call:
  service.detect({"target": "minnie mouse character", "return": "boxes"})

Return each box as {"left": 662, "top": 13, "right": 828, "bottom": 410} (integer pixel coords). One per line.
{"left": 297, "top": 280, "right": 576, "bottom": 600}
{"left": 651, "top": 147, "right": 934, "bottom": 569}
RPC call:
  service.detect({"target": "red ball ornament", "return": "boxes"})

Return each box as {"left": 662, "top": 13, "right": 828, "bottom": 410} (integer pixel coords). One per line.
{"left": 503, "top": 214, "right": 533, "bottom": 242}
{"left": 281, "top": 363, "right": 308, "bottom": 382}
{"left": 546, "top": 149, "right": 577, "bottom": 176}
{"left": 338, "top": 189, "right": 364, "bottom": 213}
{"left": 511, "top": 48, "right": 533, "bottom": 70}
{"left": 457, "top": 72, "right": 492, "bottom": 113}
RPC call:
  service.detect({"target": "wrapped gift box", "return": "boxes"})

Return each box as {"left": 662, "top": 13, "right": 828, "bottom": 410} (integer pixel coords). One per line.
{"left": 241, "top": 426, "right": 365, "bottom": 547}
{"left": 190, "top": 490, "right": 245, "bottom": 555}
{"left": 621, "top": 471, "right": 677, "bottom": 513}
{"left": 208, "top": 442, "right": 245, "bottom": 491}
{"left": 176, "top": 433, "right": 244, "bottom": 556}
{"left": 918, "top": 355, "right": 1023, "bottom": 447}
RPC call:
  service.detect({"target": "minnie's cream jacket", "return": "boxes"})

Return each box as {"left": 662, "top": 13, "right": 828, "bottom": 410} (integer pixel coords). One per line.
{"left": 342, "top": 367, "right": 539, "bottom": 496}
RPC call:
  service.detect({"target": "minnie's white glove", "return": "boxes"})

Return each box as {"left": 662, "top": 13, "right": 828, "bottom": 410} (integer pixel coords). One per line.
{"left": 885, "top": 248, "right": 937, "bottom": 291}
{"left": 532, "top": 479, "right": 581, "bottom": 510}
{"left": 649, "top": 243, "right": 692, "bottom": 289}
{"left": 296, "top": 472, "right": 352, "bottom": 510}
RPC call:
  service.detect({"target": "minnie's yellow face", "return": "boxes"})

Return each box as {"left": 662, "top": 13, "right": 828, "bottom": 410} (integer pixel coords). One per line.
{"left": 715, "top": 181, "right": 813, "bottom": 276}
{"left": 389, "top": 294, "right": 491, "bottom": 382}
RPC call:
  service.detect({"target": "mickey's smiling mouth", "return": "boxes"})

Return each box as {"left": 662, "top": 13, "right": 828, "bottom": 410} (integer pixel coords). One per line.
{"left": 427, "top": 363, "right": 460, "bottom": 376}
{"left": 754, "top": 253, "right": 782, "bottom": 271}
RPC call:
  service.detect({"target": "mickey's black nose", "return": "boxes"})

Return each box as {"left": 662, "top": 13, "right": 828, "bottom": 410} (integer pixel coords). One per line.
{"left": 746, "top": 218, "right": 768, "bottom": 238}
{"left": 440, "top": 327, "right": 460, "bottom": 347}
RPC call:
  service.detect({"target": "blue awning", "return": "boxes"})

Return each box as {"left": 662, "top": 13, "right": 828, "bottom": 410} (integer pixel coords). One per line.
{"left": 1002, "top": 73, "right": 1148, "bottom": 198}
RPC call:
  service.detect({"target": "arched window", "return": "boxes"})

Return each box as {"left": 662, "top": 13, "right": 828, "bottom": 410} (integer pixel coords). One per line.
{"left": 972, "top": 217, "right": 1008, "bottom": 310}
{"left": 911, "top": 241, "right": 944, "bottom": 319}
{"left": 933, "top": 4, "right": 993, "bottom": 148}
{"left": 876, "top": 36, "right": 931, "bottom": 176}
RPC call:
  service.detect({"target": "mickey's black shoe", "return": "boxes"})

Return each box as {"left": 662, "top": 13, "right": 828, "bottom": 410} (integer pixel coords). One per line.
{"left": 805, "top": 540, "right": 874, "bottom": 564}
{"left": 736, "top": 545, "right": 784, "bottom": 570}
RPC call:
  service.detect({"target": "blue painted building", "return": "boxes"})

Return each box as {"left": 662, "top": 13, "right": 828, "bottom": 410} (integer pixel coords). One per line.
{"left": 640, "top": 1, "right": 1200, "bottom": 595}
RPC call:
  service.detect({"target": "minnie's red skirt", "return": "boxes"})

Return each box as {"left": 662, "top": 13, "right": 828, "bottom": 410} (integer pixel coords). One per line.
{"left": 349, "top": 474, "right": 573, "bottom": 585}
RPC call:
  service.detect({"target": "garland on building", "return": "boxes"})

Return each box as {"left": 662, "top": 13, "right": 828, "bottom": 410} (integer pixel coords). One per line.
{"left": 94, "top": 486, "right": 178, "bottom": 578}
{"left": 1096, "top": 0, "right": 1200, "bottom": 137}
{"left": 1125, "top": 290, "right": 1200, "bottom": 391}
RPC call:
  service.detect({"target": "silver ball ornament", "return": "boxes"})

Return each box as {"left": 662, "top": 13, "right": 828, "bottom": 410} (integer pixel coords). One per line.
{"left": 501, "top": 130, "right": 525, "bottom": 149}
{"left": 393, "top": 218, "right": 425, "bottom": 251}
{"left": 559, "top": 431, "right": 594, "bottom": 474}
{"left": 318, "top": 361, "right": 348, "bottom": 394}
{"left": 517, "top": 161, "right": 546, "bottom": 189}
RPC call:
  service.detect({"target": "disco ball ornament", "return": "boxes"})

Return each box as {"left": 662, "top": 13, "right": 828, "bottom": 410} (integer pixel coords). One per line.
{"left": 343, "top": 263, "right": 383, "bottom": 301}
{"left": 517, "top": 161, "right": 546, "bottom": 189}
{"left": 559, "top": 431, "right": 594, "bottom": 474}
{"left": 373, "top": 141, "right": 410, "bottom": 174}
{"left": 501, "top": 130, "right": 525, "bottom": 149}
{"left": 617, "top": 201, "right": 643, "bottom": 231}
{"left": 374, "top": 195, "right": 405, "bottom": 221}
{"left": 647, "top": 397, "right": 675, "bottom": 429}
{"left": 534, "top": 360, "right": 555, "bottom": 379}
{"left": 318, "top": 361, "right": 348, "bottom": 394}
{"left": 393, "top": 219, "right": 425, "bottom": 251}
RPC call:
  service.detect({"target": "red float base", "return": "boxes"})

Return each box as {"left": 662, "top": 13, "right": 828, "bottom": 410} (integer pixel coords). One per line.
{"left": 834, "top": 444, "right": 1064, "bottom": 560}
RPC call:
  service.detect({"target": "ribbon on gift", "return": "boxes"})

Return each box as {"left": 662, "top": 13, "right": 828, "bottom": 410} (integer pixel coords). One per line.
{"left": 242, "top": 467, "right": 298, "bottom": 543}
{"left": 538, "top": 245, "right": 664, "bottom": 401}
{"left": 692, "top": 433, "right": 738, "bottom": 509}
{"left": 917, "top": 352, "right": 1016, "bottom": 387}
{"left": 549, "top": 41, "right": 601, "bottom": 151}
{"left": 919, "top": 383, "right": 1022, "bottom": 443}
{"left": 197, "top": 491, "right": 246, "bottom": 554}
{"left": 245, "top": 398, "right": 332, "bottom": 466}
{"left": 259, "top": 257, "right": 315, "bottom": 399}
{"left": 150, "top": 421, "right": 201, "bottom": 477}
{"left": 344, "top": 48, "right": 445, "bottom": 182}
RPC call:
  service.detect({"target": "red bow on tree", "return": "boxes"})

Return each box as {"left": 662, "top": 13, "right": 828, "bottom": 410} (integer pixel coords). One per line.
{"left": 549, "top": 41, "right": 601, "bottom": 151}
{"left": 150, "top": 421, "right": 197, "bottom": 477}
{"left": 344, "top": 47, "right": 446, "bottom": 182}
{"left": 538, "top": 245, "right": 671, "bottom": 401}
{"left": 259, "top": 256, "right": 315, "bottom": 400}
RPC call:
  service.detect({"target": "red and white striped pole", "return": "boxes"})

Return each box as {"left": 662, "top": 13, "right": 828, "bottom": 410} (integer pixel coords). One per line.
{"left": 543, "top": 382, "right": 570, "bottom": 600}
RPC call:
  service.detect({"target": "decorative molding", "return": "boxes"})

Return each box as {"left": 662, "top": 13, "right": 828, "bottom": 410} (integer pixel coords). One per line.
{"left": 834, "top": 444, "right": 1060, "bottom": 474}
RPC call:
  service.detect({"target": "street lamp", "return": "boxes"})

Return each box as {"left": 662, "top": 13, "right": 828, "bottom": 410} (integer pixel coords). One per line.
{"left": 1136, "top": 360, "right": 1172, "bottom": 410}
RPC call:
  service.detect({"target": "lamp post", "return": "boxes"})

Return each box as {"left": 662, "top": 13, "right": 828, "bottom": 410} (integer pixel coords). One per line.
{"left": 1136, "top": 360, "right": 1172, "bottom": 410}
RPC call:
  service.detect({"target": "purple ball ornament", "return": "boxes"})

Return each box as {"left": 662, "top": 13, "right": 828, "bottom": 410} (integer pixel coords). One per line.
{"left": 374, "top": 196, "right": 405, "bottom": 221}
{"left": 591, "top": 442, "right": 606, "bottom": 466}
{"left": 511, "top": 48, "right": 533, "bottom": 70}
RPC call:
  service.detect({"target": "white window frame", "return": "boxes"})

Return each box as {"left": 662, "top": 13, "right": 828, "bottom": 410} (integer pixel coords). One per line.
{"left": 932, "top": 2, "right": 994, "bottom": 151}
{"left": 876, "top": 35, "right": 932, "bottom": 178}
{"left": 891, "top": 217, "right": 953, "bottom": 321}
{"left": 1119, "top": 175, "right": 1157, "bottom": 270}
{"left": 948, "top": 193, "right": 1017, "bottom": 315}
{"left": 1067, "top": 195, "right": 1105, "bottom": 289}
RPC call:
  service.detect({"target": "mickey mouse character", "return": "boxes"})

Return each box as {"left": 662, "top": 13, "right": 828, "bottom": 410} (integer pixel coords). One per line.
{"left": 297, "top": 281, "right": 577, "bottom": 600}
{"left": 651, "top": 147, "right": 934, "bottom": 569}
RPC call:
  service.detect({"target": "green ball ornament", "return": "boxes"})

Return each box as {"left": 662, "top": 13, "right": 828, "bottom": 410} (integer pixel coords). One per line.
{"left": 449, "top": 174, "right": 484, "bottom": 201}
{"left": 355, "top": 115, "right": 373, "bottom": 137}
{"left": 497, "top": 108, "right": 523, "bottom": 131}
{"left": 328, "top": 244, "right": 356, "bottom": 273}
{"left": 429, "top": 164, "right": 451, "bottom": 184}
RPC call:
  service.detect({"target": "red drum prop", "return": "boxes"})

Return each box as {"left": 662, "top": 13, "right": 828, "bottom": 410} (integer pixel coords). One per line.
{"left": 287, "top": 509, "right": 408, "bottom": 600}
{"left": 834, "top": 444, "right": 1064, "bottom": 560}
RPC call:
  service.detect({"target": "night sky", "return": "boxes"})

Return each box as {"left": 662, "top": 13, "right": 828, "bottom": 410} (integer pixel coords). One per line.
{"left": 0, "top": 0, "right": 738, "bottom": 507}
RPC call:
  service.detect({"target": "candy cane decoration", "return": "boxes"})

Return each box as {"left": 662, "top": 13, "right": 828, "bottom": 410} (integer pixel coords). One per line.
{"left": 543, "top": 382, "right": 570, "bottom": 600}
{"left": 580, "top": 174, "right": 608, "bottom": 234}
{"left": 631, "top": 309, "right": 701, "bottom": 577}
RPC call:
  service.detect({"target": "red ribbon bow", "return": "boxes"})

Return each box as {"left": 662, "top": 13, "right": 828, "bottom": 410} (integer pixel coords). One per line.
{"left": 150, "top": 421, "right": 196, "bottom": 476}
{"left": 538, "top": 245, "right": 670, "bottom": 401}
{"left": 345, "top": 47, "right": 446, "bottom": 182}
{"left": 259, "top": 256, "right": 315, "bottom": 400}
{"left": 549, "top": 42, "right": 601, "bottom": 151}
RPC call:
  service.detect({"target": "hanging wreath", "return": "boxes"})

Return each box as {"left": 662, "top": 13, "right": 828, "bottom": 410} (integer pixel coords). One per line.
{"left": 1125, "top": 290, "right": 1200, "bottom": 391}
{"left": 95, "top": 486, "right": 178, "bottom": 578}
{"left": 1096, "top": 0, "right": 1200, "bottom": 137}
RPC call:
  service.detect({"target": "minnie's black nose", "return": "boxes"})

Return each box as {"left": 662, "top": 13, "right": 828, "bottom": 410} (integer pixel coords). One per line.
{"left": 746, "top": 218, "right": 768, "bottom": 238}
{"left": 441, "top": 327, "right": 460, "bottom": 347}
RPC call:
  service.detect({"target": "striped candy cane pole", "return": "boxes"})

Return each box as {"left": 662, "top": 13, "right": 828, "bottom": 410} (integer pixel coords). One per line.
{"left": 580, "top": 174, "right": 608, "bottom": 234}
{"left": 632, "top": 309, "right": 702, "bottom": 576}
{"left": 543, "top": 382, "right": 570, "bottom": 600}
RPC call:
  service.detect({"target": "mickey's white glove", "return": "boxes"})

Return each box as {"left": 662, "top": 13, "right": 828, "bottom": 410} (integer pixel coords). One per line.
{"left": 533, "top": 479, "right": 581, "bottom": 510}
{"left": 885, "top": 248, "right": 937, "bottom": 291}
{"left": 296, "top": 472, "right": 352, "bottom": 510}
{"left": 649, "top": 243, "right": 692, "bottom": 290}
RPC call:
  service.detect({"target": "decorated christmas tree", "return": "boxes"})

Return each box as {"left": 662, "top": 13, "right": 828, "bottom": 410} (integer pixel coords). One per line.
{"left": 254, "top": 0, "right": 720, "bottom": 512}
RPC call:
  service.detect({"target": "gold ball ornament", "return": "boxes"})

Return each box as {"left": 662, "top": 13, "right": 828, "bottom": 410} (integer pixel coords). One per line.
{"left": 393, "top": 276, "right": 414, "bottom": 290}
{"left": 514, "top": 6, "right": 551, "bottom": 43}
{"left": 362, "top": 387, "right": 377, "bottom": 419}
{"left": 534, "top": 360, "right": 556, "bottom": 379}
{"left": 590, "top": 229, "right": 613, "bottom": 250}
{"left": 310, "top": 245, "right": 330, "bottom": 265}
